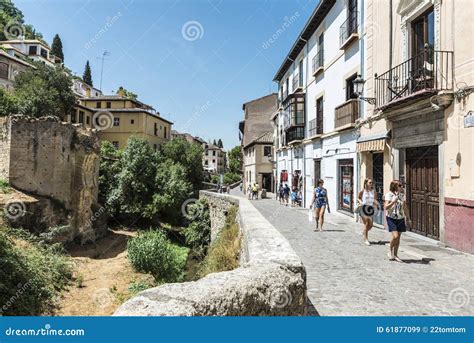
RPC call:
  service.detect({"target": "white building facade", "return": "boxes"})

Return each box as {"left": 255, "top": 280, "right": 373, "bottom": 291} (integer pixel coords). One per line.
{"left": 273, "top": 0, "right": 362, "bottom": 214}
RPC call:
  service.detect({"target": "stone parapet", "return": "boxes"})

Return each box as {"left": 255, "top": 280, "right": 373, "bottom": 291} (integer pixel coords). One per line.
{"left": 115, "top": 192, "right": 307, "bottom": 316}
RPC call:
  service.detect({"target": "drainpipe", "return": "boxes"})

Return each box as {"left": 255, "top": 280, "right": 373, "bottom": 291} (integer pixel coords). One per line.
{"left": 389, "top": 0, "right": 393, "bottom": 70}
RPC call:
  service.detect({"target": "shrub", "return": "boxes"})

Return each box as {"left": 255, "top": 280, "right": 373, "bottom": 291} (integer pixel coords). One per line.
{"left": 127, "top": 230, "right": 189, "bottom": 282}
{"left": 0, "top": 229, "right": 74, "bottom": 315}
{"left": 223, "top": 172, "right": 241, "bottom": 185}
{"left": 198, "top": 206, "right": 240, "bottom": 278}
{"left": 183, "top": 199, "right": 211, "bottom": 257}
{"left": 0, "top": 178, "right": 12, "bottom": 193}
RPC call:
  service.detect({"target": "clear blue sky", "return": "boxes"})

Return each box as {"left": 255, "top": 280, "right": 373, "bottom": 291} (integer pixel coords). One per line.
{"left": 17, "top": 0, "right": 318, "bottom": 149}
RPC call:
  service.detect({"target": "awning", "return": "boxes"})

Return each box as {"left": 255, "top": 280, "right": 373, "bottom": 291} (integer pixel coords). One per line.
{"left": 356, "top": 131, "right": 390, "bottom": 152}
{"left": 357, "top": 139, "right": 385, "bottom": 152}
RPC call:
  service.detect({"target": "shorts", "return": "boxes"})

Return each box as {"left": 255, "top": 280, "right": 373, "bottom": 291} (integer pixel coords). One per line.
{"left": 313, "top": 200, "right": 326, "bottom": 209}
{"left": 386, "top": 217, "right": 406, "bottom": 232}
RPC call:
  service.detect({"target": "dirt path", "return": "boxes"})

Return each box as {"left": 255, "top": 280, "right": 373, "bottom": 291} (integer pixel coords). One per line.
{"left": 56, "top": 229, "right": 154, "bottom": 316}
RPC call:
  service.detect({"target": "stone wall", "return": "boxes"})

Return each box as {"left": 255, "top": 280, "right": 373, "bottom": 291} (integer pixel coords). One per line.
{"left": 200, "top": 191, "right": 239, "bottom": 242}
{"left": 0, "top": 116, "right": 105, "bottom": 243}
{"left": 115, "top": 192, "right": 307, "bottom": 316}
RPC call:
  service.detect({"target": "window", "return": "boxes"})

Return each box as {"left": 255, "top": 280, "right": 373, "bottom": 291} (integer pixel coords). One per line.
{"left": 96, "top": 102, "right": 102, "bottom": 108}
{"left": 71, "top": 111, "right": 77, "bottom": 123}
{"left": 131, "top": 119, "right": 134, "bottom": 124}
{"left": 0, "top": 62, "right": 8, "bottom": 79}
{"left": 318, "top": 33, "right": 324, "bottom": 63}
{"left": 316, "top": 97, "right": 324, "bottom": 134}
{"left": 164, "top": 126, "right": 167, "bottom": 138}
{"left": 346, "top": 74, "right": 358, "bottom": 100}
{"left": 106, "top": 102, "right": 111, "bottom": 109}
{"left": 264, "top": 146, "right": 272, "bottom": 157}
{"left": 28, "top": 46, "right": 37, "bottom": 55}
{"left": 205, "top": 160, "right": 208, "bottom": 165}
{"left": 40, "top": 48, "right": 48, "bottom": 59}
{"left": 285, "top": 77, "right": 289, "bottom": 98}
{"left": 299, "top": 60, "right": 304, "bottom": 86}
{"left": 86, "top": 116, "right": 90, "bottom": 125}
{"left": 113, "top": 118, "right": 120, "bottom": 126}
{"left": 79, "top": 111, "right": 85, "bottom": 124}
{"left": 412, "top": 8, "right": 434, "bottom": 57}
{"left": 154, "top": 123, "right": 158, "bottom": 136}
{"left": 205, "top": 150, "right": 209, "bottom": 156}
{"left": 112, "top": 141, "right": 119, "bottom": 148}
{"left": 213, "top": 150, "right": 216, "bottom": 156}
{"left": 213, "top": 159, "right": 216, "bottom": 163}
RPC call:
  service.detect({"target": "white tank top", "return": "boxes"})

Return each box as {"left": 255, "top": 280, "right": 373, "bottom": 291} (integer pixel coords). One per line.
{"left": 362, "top": 189, "right": 375, "bottom": 206}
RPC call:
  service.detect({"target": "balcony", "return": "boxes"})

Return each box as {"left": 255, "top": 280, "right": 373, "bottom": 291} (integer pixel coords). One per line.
{"left": 282, "top": 93, "right": 305, "bottom": 131}
{"left": 374, "top": 48, "right": 454, "bottom": 110}
{"left": 286, "top": 127, "right": 305, "bottom": 144}
{"left": 334, "top": 98, "right": 359, "bottom": 130}
{"left": 308, "top": 118, "right": 323, "bottom": 137}
{"left": 339, "top": 11, "right": 359, "bottom": 50}
{"left": 292, "top": 74, "right": 303, "bottom": 92}
{"left": 312, "top": 50, "right": 324, "bottom": 76}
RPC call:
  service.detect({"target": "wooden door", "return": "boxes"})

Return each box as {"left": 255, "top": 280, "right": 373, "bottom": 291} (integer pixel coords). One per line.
{"left": 406, "top": 146, "right": 439, "bottom": 239}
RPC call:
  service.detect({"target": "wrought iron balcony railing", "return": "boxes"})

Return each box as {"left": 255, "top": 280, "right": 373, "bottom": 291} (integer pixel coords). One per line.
{"left": 286, "top": 127, "right": 305, "bottom": 143}
{"left": 312, "top": 50, "right": 324, "bottom": 75}
{"left": 308, "top": 118, "right": 323, "bottom": 136}
{"left": 334, "top": 99, "right": 359, "bottom": 129}
{"left": 340, "top": 11, "right": 358, "bottom": 48}
{"left": 292, "top": 74, "right": 302, "bottom": 91}
{"left": 374, "top": 47, "right": 454, "bottom": 109}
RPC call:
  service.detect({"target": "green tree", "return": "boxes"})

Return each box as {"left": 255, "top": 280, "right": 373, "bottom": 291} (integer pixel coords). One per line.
{"left": 107, "top": 137, "right": 158, "bottom": 219}
{"left": 50, "top": 34, "right": 64, "bottom": 62}
{"left": 0, "top": 87, "right": 18, "bottom": 116}
{"left": 82, "top": 60, "right": 93, "bottom": 86}
{"left": 146, "top": 159, "right": 192, "bottom": 222}
{"left": 0, "top": 0, "right": 42, "bottom": 41}
{"left": 212, "top": 139, "right": 217, "bottom": 146}
{"left": 13, "top": 62, "right": 76, "bottom": 119}
{"left": 161, "top": 137, "right": 204, "bottom": 190}
{"left": 217, "top": 139, "right": 223, "bottom": 148}
{"left": 98, "top": 141, "right": 122, "bottom": 206}
{"left": 228, "top": 145, "right": 242, "bottom": 174}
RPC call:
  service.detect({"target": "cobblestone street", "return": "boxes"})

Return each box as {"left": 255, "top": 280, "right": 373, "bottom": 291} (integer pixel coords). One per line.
{"left": 231, "top": 190, "right": 474, "bottom": 316}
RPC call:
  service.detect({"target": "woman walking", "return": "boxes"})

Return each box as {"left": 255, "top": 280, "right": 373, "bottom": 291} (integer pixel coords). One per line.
{"left": 384, "top": 180, "right": 411, "bottom": 262}
{"left": 357, "top": 178, "right": 379, "bottom": 246}
{"left": 310, "top": 179, "right": 329, "bottom": 232}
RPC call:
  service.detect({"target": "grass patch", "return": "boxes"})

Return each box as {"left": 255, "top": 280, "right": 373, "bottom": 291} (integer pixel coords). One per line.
{"left": 197, "top": 206, "right": 240, "bottom": 278}
{"left": 0, "top": 227, "right": 74, "bottom": 315}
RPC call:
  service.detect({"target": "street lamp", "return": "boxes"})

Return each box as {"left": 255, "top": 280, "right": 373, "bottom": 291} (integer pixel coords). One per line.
{"left": 353, "top": 74, "right": 376, "bottom": 105}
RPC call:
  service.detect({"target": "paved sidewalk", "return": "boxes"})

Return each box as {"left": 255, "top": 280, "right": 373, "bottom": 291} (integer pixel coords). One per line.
{"left": 231, "top": 189, "right": 474, "bottom": 316}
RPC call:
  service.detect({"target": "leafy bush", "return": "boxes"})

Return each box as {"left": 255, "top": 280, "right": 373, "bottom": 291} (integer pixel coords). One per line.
{"left": 210, "top": 175, "right": 220, "bottom": 184}
{"left": 0, "top": 229, "right": 74, "bottom": 315}
{"left": 0, "top": 178, "right": 12, "bottom": 193}
{"left": 224, "top": 172, "right": 241, "bottom": 185}
{"left": 198, "top": 206, "right": 240, "bottom": 278}
{"left": 183, "top": 199, "right": 211, "bottom": 257}
{"left": 127, "top": 230, "right": 189, "bottom": 282}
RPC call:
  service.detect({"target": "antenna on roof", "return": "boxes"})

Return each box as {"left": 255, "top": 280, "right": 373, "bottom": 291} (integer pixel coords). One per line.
{"left": 97, "top": 51, "right": 110, "bottom": 91}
